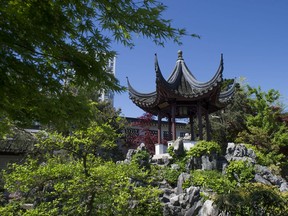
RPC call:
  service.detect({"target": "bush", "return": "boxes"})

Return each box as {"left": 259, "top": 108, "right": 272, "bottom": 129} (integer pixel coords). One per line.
{"left": 187, "top": 141, "right": 221, "bottom": 157}
{"left": 245, "top": 144, "right": 285, "bottom": 167}
{"left": 225, "top": 160, "right": 255, "bottom": 184}
{"left": 186, "top": 170, "right": 236, "bottom": 194}
{"left": 162, "top": 167, "right": 182, "bottom": 187}
{"left": 167, "top": 146, "right": 175, "bottom": 158}
{"left": 131, "top": 150, "right": 151, "bottom": 170}
{"left": 216, "top": 183, "right": 288, "bottom": 215}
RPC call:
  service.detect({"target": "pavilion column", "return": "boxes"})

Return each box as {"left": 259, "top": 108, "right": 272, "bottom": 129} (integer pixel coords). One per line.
{"left": 157, "top": 112, "right": 162, "bottom": 144}
{"left": 205, "top": 110, "right": 211, "bottom": 141}
{"left": 168, "top": 115, "right": 172, "bottom": 140}
{"left": 171, "top": 103, "right": 176, "bottom": 140}
{"left": 197, "top": 102, "right": 203, "bottom": 140}
{"left": 190, "top": 115, "right": 195, "bottom": 141}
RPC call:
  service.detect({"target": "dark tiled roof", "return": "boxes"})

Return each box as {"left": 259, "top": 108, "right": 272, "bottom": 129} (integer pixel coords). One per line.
{"left": 127, "top": 51, "right": 236, "bottom": 117}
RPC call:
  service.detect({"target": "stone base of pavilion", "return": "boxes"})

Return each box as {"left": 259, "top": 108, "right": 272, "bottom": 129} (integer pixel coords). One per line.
{"left": 168, "top": 140, "right": 198, "bottom": 151}
{"left": 152, "top": 137, "right": 198, "bottom": 162}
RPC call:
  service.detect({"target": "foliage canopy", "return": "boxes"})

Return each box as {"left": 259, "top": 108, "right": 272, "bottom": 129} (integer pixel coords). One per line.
{"left": 0, "top": 118, "right": 162, "bottom": 215}
{"left": 0, "top": 0, "right": 195, "bottom": 134}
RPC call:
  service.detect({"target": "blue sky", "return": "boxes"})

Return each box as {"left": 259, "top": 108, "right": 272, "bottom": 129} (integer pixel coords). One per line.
{"left": 113, "top": 0, "right": 288, "bottom": 118}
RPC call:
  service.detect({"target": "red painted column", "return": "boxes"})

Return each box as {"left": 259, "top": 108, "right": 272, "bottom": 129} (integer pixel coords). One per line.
{"left": 172, "top": 103, "right": 176, "bottom": 140}
{"left": 190, "top": 115, "right": 195, "bottom": 141}
{"left": 168, "top": 115, "right": 172, "bottom": 140}
{"left": 157, "top": 112, "right": 162, "bottom": 144}
{"left": 197, "top": 102, "right": 203, "bottom": 140}
{"left": 205, "top": 110, "right": 211, "bottom": 141}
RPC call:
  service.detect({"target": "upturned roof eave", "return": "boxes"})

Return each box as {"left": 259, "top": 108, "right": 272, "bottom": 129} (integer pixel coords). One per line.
{"left": 155, "top": 52, "right": 224, "bottom": 98}
{"left": 126, "top": 77, "right": 159, "bottom": 107}
{"left": 217, "top": 79, "right": 237, "bottom": 104}
{"left": 127, "top": 51, "right": 234, "bottom": 114}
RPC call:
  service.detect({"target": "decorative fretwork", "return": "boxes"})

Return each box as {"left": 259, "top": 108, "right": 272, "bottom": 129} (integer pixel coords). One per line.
{"left": 125, "top": 128, "right": 139, "bottom": 142}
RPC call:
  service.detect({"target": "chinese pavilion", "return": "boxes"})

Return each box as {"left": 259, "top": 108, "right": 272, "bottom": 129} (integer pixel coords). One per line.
{"left": 127, "top": 51, "right": 235, "bottom": 143}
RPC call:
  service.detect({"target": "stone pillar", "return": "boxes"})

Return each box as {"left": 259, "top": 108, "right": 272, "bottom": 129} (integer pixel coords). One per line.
{"left": 157, "top": 112, "right": 162, "bottom": 144}
{"left": 171, "top": 103, "right": 176, "bottom": 140}
{"left": 197, "top": 102, "right": 203, "bottom": 140}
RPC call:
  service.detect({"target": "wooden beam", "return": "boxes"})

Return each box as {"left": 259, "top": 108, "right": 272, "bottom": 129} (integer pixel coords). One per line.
{"left": 205, "top": 110, "right": 211, "bottom": 141}
{"left": 171, "top": 103, "right": 176, "bottom": 140}
{"left": 190, "top": 115, "right": 195, "bottom": 141}
{"left": 197, "top": 102, "right": 203, "bottom": 140}
{"left": 157, "top": 112, "right": 162, "bottom": 144}
{"left": 168, "top": 115, "right": 172, "bottom": 140}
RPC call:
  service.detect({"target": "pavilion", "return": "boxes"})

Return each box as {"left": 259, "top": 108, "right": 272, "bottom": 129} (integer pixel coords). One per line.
{"left": 127, "top": 50, "right": 235, "bottom": 143}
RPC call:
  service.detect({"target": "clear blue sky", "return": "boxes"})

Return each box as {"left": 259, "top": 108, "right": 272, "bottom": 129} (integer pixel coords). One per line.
{"left": 113, "top": 0, "right": 288, "bottom": 118}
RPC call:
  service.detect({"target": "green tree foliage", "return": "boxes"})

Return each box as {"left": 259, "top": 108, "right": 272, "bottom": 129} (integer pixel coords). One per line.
{"left": 186, "top": 141, "right": 221, "bottom": 157}
{"left": 0, "top": 0, "right": 196, "bottom": 134}
{"left": 216, "top": 183, "right": 288, "bottom": 216}
{"left": 131, "top": 149, "right": 151, "bottom": 170}
{"left": 0, "top": 121, "right": 162, "bottom": 215}
{"left": 210, "top": 81, "right": 249, "bottom": 145}
{"left": 186, "top": 170, "right": 236, "bottom": 194}
{"left": 236, "top": 87, "right": 288, "bottom": 165}
{"left": 225, "top": 160, "right": 255, "bottom": 184}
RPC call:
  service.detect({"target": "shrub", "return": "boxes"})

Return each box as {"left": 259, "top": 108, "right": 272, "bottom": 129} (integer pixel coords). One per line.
{"left": 245, "top": 144, "right": 285, "bottom": 167}
{"left": 225, "top": 160, "right": 255, "bottom": 184}
{"left": 186, "top": 170, "right": 236, "bottom": 194}
{"left": 187, "top": 141, "right": 221, "bottom": 157}
{"left": 216, "top": 183, "right": 288, "bottom": 215}
{"left": 131, "top": 150, "right": 151, "bottom": 170}
{"left": 167, "top": 146, "right": 175, "bottom": 158}
{"left": 162, "top": 167, "right": 182, "bottom": 187}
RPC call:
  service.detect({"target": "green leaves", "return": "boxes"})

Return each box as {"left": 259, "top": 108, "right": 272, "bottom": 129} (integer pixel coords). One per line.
{"left": 1, "top": 158, "right": 162, "bottom": 215}
{"left": 187, "top": 141, "right": 221, "bottom": 157}
{"left": 237, "top": 86, "right": 288, "bottom": 158}
{"left": 1, "top": 0, "right": 195, "bottom": 134}
{"left": 0, "top": 103, "right": 162, "bottom": 215}
{"left": 187, "top": 170, "right": 236, "bottom": 194}
{"left": 216, "top": 183, "right": 288, "bottom": 215}
{"left": 225, "top": 160, "right": 255, "bottom": 184}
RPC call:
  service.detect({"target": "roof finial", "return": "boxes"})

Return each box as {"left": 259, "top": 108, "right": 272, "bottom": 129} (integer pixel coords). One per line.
{"left": 178, "top": 50, "right": 183, "bottom": 60}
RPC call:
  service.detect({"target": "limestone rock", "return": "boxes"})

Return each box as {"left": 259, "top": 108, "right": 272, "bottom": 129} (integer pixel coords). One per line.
{"left": 186, "top": 153, "right": 225, "bottom": 172}
{"left": 177, "top": 172, "right": 191, "bottom": 194}
{"left": 171, "top": 138, "right": 185, "bottom": 156}
{"left": 255, "top": 164, "right": 288, "bottom": 191}
{"left": 198, "top": 200, "right": 219, "bottom": 216}
{"left": 225, "top": 143, "right": 256, "bottom": 164}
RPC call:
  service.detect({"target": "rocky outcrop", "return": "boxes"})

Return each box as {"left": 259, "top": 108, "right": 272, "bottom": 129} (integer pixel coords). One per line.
{"left": 254, "top": 164, "right": 288, "bottom": 192}
{"left": 162, "top": 186, "right": 203, "bottom": 216}
{"left": 225, "top": 143, "right": 288, "bottom": 192}
{"left": 171, "top": 137, "right": 185, "bottom": 156}
{"left": 123, "top": 142, "right": 287, "bottom": 215}
{"left": 185, "top": 153, "right": 226, "bottom": 172}
{"left": 177, "top": 173, "right": 191, "bottom": 194}
{"left": 123, "top": 143, "right": 148, "bottom": 164}
{"left": 198, "top": 200, "right": 219, "bottom": 216}
{"left": 225, "top": 143, "right": 256, "bottom": 163}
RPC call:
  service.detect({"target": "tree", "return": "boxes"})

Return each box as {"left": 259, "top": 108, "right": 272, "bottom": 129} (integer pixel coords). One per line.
{"left": 210, "top": 81, "right": 249, "bottom": 146}
{"left": 129, "top": 112, "right": 166, "bottom": 154}
{"left": 0, "top": 113, "right": 162, "bottom": 215}
{"left": 236, "top": 86, "right": 288, "bottom": 175}
{"left": 0, "top": 0, "right": 197, "bottom": 135}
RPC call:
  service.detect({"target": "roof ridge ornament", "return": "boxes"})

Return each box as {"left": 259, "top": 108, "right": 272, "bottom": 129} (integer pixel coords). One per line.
{"left": 177, "top": 50, "right": 183, "bottom": 60}
{"left": 154, "top": 53, "right": 159, "bottom": 72}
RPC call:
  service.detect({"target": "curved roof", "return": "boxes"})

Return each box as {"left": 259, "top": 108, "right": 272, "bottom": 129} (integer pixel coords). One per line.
{"left": 127, "top": 51, "right": 236, "bottom": 117}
